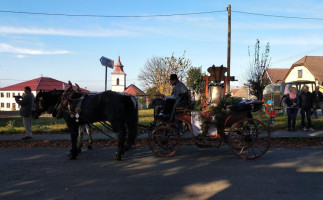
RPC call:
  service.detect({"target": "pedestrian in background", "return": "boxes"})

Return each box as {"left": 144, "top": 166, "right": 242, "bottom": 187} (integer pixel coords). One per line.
{"left": 299, "top": 85, "right": 314, "bottom": 131}
{"left": 285, "top": 87, "right": 299, "bottom": 131}
{"left": 15, "top": 86, "right": 35, "bottom": 140}
{"left": 311, "top": 86, "right": 323, "bottom": 118}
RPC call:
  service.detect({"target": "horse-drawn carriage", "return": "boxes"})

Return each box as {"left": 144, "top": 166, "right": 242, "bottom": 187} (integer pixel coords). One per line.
{"left": 32, "top": 81, "right": 270, "bottom": 161}
{"left": 140, "top": 98, "right": 271, "bottom": 160}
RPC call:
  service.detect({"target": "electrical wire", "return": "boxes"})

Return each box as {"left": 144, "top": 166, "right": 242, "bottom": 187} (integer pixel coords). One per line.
{"left": 232, "top": 10, "right": 323, "bottom": 21}
{"left": 0, "top": 9, "right": 323, "bottom": 21}
{"left": 0, "top": 9, "right": 227, "bottom": 18}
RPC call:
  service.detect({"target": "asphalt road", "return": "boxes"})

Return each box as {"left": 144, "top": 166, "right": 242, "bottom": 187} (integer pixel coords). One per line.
{"left": 0, "top": 146, "right": 322, "bottom": 200}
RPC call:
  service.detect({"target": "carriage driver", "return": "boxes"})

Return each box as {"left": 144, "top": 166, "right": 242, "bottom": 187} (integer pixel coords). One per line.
{"left": 169, "top": 74, "right": 189, "bottom": 107}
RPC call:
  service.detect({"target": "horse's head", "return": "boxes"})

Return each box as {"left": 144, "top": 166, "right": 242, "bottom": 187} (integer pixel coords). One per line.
{"left": 32, "top": 90, "right": 48, "bottom": 119}
{"left": 32, "top": 90, "right": 64, "bottom": 119}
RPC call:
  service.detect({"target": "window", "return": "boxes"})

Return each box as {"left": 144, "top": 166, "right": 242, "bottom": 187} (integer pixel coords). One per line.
{"left": 274, "top": 86, "right": 281, "bottom": 92}
{"left": 6, "top": 103, "right": 10, "bottom": 108}
{"left": 0, "top": 103, "right": 4, "bottom": 108}
{"left": 117, "top": 78, "right": 120, "bottom": 85}
{"left": 298, "top": 70, "right": 303, "bottom": 78}
{"left": 12, "top": 92, "right": 15, "bottom": 97}
{"left": 12, "top": 103, "right": 16, "bottom": 111}
{"left": 6, "top": 93, "right": 10, "bottom": 98}
{"left": 0, "top": 93, "right": 3, "bottom": 98}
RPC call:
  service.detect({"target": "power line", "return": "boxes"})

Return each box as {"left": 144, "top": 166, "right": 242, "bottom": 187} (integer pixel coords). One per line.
{"left": 0, "top": 9, "right": 323, "bottom": 21}
{"left": 232, "top": 10, "right": 323, "bottom": 21}
{"left": 0, "top": 9, "right": 226, "bottom": 18}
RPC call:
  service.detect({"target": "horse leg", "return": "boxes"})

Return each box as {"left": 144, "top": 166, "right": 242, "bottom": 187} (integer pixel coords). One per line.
{"left": 77, "top": 125, "right": 84, "bottom": 153}
{"left": 86, "top": 124, "right": 93, "bottom": 150}
{"left": 67, "top": 123, "right": 79, "bottom": 160}
{"left": 124, "top": 116, "right": 137, "bottom": 152}
{"left": 114, "top": 123, "right": 126, "bottom": 161}
{"left": 124, "top": 128, "right": 136, "bottom": 152}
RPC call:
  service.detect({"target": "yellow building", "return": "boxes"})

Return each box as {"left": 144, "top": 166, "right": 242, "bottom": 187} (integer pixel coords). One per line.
{"left": 283, "top": 56, "right": 323, "bottom": 92}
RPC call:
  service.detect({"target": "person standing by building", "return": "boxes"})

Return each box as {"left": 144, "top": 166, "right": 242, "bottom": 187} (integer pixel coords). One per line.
{"left": 311, "top": 86, "right": 323, "bottom": 118}
{"left": 299, "top": 85, "right": 314, "bottom": 131}
{"left": 285, "top": 87, "right": 299, "bottom": 131}
{"left": 15, "top": 86, "right": 34, "bottom": 140}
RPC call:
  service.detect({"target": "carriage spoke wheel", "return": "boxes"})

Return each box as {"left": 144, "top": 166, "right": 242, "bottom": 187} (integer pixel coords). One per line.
{"left": 228, "top": 118, "right": 271, "bottom": 160}
{"left": 148, "top": 126, "right": 180, "bottom": 157}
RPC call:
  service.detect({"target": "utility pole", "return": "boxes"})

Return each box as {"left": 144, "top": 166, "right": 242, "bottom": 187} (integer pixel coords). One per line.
{"left": 226, "top": 4, "right": 231, "bottom": 94}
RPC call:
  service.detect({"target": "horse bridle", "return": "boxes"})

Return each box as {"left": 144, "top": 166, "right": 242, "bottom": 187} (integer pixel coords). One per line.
{"left": 53, "top": 88, "right": 76, "bottom": 119}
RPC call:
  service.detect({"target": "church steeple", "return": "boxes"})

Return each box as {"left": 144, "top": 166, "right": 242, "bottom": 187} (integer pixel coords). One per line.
{"left": 111, "top": 56, "right": 126, "bottom": 92}
{"left": 112, "top": 56, "right": 125, "bottom": 74}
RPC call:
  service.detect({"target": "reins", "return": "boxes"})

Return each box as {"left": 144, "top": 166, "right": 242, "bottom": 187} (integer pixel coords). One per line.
{"left": 55, "top": 89, "right": 116, "bottom": 140}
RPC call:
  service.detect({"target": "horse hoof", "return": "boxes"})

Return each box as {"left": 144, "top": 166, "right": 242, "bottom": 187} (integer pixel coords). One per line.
{"left": 124, "top": 145, "right": 130, "bottom": 152}
{"left": 87, "top": 145, "right": 92, "bottom": 150}
{"left": 114, "top": 153, "right": 122, "bottom": 161}
{"left": 70, "top": 156, "right": 77, "bottom": 160}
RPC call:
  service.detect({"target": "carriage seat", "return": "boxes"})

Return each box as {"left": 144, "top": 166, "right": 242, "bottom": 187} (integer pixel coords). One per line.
{"left": 229, "top": 101, "right": 263, "bottom": 113}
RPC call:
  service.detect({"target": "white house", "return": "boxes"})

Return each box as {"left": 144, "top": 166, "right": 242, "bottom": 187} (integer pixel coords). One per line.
{"left": 0, "top": 77, "right": 87, "bottom": 111}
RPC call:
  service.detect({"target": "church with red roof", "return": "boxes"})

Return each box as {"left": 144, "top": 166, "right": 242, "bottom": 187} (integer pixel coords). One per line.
{"left": 110, "top": 56, "right": 145, "bottom": 95}
{"left": 110, "top": 56, "right": 146, "bottom": 108}
{"left": 111, "top": 56, "right": 127, "bottom": 92}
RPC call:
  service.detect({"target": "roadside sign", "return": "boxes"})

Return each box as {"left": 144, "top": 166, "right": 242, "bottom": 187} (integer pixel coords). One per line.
{"left": 100, "top": 56, "right": 114, "bottom": 69}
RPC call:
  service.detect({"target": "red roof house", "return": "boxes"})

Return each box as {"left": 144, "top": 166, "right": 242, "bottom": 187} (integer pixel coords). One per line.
{"left": 231, "top": 86, "right": 249, "bottom": 98}
{"left": 0, "top": 77, "right": 88, "bottom": 111}
{"left": 0, "top": 77, "right": 88, "bottom": 92}
{"left": 123, "top": 84, "right": 145, "bottom": 95}
{"left": 264, "top": 68, "right": 289, "bottom": 83}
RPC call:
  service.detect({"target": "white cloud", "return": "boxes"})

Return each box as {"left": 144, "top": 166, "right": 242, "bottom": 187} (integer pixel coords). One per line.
{"left": 16, "top": 54, "right": 26, "bottom": 58}
{"left": 0, "top": 26, "right": 139, "bottom": 37}
{"left": 0, "top": 43, "right": 72, "bottom": 55}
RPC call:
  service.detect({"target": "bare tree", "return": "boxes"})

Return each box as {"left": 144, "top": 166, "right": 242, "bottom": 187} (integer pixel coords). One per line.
{"left": 245, "top": 39, "right": 271, "bottom": 120}
{"left": 138, "top": 52, "right": 192, "bottom": 95}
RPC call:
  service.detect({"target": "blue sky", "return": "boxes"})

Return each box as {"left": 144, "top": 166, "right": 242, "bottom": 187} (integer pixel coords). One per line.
{"left": 1, "top": 0, "right": 323, "bottom": 91}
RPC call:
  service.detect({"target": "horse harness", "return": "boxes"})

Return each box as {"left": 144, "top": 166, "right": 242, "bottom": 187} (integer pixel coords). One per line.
{"left": 54, "top": 89, "right": 86, "bottom": 123}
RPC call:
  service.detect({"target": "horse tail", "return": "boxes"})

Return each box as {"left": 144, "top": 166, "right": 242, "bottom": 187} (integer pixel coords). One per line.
{"left": 126, "top": 95, "right": 138, "bottom": 145}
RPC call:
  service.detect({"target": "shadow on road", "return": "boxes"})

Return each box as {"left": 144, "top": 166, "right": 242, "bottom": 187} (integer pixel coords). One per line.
{"left": 0, "top": 146, "right": 322, "bottom": 200}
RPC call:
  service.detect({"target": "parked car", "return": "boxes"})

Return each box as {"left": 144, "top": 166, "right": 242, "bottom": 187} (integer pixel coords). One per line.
{"left": 263, "top": 81, "right": 316, "bottom": 113}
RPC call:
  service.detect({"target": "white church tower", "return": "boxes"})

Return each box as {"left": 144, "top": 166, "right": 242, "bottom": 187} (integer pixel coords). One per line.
{"left": 111, "top": 56, "right": 126, "bottom": 92}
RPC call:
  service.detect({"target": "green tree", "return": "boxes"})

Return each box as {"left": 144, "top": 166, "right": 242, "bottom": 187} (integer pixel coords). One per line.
{"left": 245, "top": 39, "right": 271, "bottom": 120}
{"left": 186, "top": 66, "right": 205, "bottom": 95}
{"left": 145, "top": 86, "right": 158, "bottom": 105}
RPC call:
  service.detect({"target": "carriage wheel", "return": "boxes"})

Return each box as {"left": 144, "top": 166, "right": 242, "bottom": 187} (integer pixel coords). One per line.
{"left": 228, "top": 118, "right": 271, "bottom": 160}
{"left": 148, "top": 126, "right": 180, "bottom": 157}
